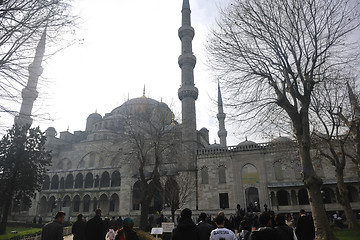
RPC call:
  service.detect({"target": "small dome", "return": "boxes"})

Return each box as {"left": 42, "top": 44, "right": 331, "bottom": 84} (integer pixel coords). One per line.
{"left": 45, "top": 127, "right": 57, "bottom": 137}
{"left": 87, "top": 112, "right": 102, "bottom": 120}
{"left": 237, "top": 140, "right": 257, "bottom": 147}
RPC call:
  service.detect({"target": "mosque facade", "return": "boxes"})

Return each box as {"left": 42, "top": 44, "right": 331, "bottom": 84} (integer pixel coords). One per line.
{"left": 10, "top": 0, "right": 360, "bottom": 222}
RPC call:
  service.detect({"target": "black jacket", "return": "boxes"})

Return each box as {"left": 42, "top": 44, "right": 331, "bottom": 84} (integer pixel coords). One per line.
{"left": 295, "top": 215, "right": 315, "bottom": 240}
{"left": 72, "top": 220, "right": 86, "bottom": 240}
{"left": 249, "top": 227, "right": 278, "bottom": 240}
{"left": 41, "top": 221, "right": 63, "bottom": 240}
{"left": 197, "top": 221, "right": 214, "bottom": 240}
{"left": 85, "top": 215, "right": 105, "bottom": 240}
{"left": 172, "top": 218, "right": 200, "bottom": 240}
{"left": 275, "top": 225, "right": 294, "bottom": 240}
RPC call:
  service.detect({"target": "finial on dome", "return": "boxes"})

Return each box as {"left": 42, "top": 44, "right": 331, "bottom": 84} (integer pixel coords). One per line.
{"left": 95, "top": 109, "right": 97, "bottom": 113}
{"left": 128, "top": 93, "right": 130, "bottom": 101}
{"left": 67, "top": 126, "right": 70, "bottom": 132}
{"left": 245, "top": 136, "right": 247, "bottom": 141}
{"left": 171, "top": 112, "right": 175, "bottom": 125}
{"left": 142, "top": 85, "right": 146, "bottom": 98}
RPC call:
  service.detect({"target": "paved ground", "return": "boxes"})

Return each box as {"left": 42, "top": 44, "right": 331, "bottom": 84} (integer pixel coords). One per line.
{"left": 64, "top": 235, "right": 73, "bottom": 240}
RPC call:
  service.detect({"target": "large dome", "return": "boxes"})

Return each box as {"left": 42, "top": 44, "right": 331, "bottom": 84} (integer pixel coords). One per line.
{"left": 106, "top": 96, "right": 172, "bottom": 121}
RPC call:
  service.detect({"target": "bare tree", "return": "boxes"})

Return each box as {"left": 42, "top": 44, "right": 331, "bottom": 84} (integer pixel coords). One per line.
{"left": 117, "top": 102, "right": 180, "bottom": 230}
{"left": 0, "top": 0, "right": 76, "bottom": 117}
{"left": 311, "top": 77, "right": 359, "bottom": 229}
{"left": 206, "top": 0, "right": 359, "bottom": 239}
{"left": 165, "top": 172, "right": 196, "bottom": 222}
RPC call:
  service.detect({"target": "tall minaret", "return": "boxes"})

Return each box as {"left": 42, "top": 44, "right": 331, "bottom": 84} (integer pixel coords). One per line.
{"left": 217, "top": 82, "right": 227, "bottom": 147}
{"left": 178, "top": 0, "right": 198, "bottom": 169}
{"left": 14, "top": 29, "right": 46, "bottom": 128}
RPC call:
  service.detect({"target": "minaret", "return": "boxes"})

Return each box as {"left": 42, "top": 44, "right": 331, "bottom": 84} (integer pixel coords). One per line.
{"left": 14, "top": 29, "right": 46, "bottom": 128}
{"left": 217, "top": 82, "right": 227, "bottom": 147}
{"left": 178, "top": 0, "right": 198, "bottom": 169}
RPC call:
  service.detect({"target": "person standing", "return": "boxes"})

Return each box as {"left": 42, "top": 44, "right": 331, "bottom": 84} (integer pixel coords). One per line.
{"left": 197, "top": 212, "right": 214, "bottom": 240}
{"left": 41, "top": 211, "right": 65, "bottom": 240}
{"left": 274, "top": 214, "right": 297, "bottom": 240}
{"left": 249, "top": 212, "right": 278, "bottom": 240}
{"left": 295, "top": 209, "right": 315, "bottom": 240}
{"left": 72, "top": 214, "right": 86, "bottom": 240}
{"left": 172, "top": 208, "right": 199, "bottom": 240}
{"left": 209, "top": 214, "right": 237, "bottom": 240}
{"left": 85, "top": 209, "right": 105, "bottom": 240}
{"left": 115, "top": 218, "right": 139, "bottom": 240}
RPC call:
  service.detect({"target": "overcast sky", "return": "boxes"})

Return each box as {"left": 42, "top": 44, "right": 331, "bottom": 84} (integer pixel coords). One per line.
{"left": 2, "top": 0, "right": 248, "bottom": 145}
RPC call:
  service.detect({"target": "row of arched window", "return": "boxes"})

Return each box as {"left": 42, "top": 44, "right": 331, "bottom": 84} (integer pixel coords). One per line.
{"left": 38, "top": 193, "right": 120, "bottom": 215}
{"left": 271, "top": 186, "right": 360, "bottom": 206}
{"left": 42, "top": 171, "right": 121, "bottom": 190}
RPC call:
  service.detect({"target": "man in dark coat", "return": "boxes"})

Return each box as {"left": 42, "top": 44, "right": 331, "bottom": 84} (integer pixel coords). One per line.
{"left": 249, "top": 212, "right": 278, "bottom": 240}
{"left": 274, "top": 214, "right": 295, "bottom": 240}
{"left": 85, "top": 208, "right": 105, "bottom": 240}
{"left": 295, "top": 209, "right": 315, "bottom": 240}
{"left": 172, "top": 208, "right": 199, "bottom": 240}
{"left": 72, "top": 214, "right": 86, "bottom": 240}
{"left": 41, "top": 211, "right": 65, "bottom": 240}
{"left": 197, "top": 212, "right": 214, "bottom": 240}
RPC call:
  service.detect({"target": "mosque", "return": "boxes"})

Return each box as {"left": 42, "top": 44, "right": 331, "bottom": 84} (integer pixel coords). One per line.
{"left": 11, "top": 0, "right": 360, "bottom": 222}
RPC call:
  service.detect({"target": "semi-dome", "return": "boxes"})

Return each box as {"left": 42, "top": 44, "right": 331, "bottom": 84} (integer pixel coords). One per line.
{"left": 45, "top": 127, "right": 57, "bottom": 137}
{"left": 87, "top": 112, "right": 102, "bottom": 120}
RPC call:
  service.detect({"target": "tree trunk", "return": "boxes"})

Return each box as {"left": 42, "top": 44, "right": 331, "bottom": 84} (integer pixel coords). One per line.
{"left": 297, "top": 132, "right": 336, "bottom": 240}
{"left": 335, "top": 169, "right": 360, "bottom": 229}
{"left": 139, "top": 198, "right": 151, "bottom": 231}
{"left": 0, "top": 196, "right": 12, "bottom": 234}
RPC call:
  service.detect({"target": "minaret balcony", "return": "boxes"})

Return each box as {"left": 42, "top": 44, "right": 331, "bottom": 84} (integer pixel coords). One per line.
{"left": 178, "top": 26, "right": 195, "bottom": 39}
{"left": 178, "top": 85, "right": 198, "bottom": 100}
{"left": 178, "top": 53, "right": 196, "bottom": 68}
{"left": 217, "top": 113, "right": 226, "bottom": 120}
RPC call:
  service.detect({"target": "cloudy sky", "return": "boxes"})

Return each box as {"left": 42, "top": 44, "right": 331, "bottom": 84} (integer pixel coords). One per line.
{"left": 3, "top": 0, "right": 246, "bottom": 145}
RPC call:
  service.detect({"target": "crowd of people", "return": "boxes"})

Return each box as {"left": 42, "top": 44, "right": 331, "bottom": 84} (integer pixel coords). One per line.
{"left": 41, "top": 208, "right": 316, "bottom": 240}
{"left": 172, "top": 208, "right": 315, "bottom": 240}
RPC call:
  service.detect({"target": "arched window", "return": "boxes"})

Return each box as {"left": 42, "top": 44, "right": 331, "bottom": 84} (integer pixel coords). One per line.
{"left": 100, "top": 172, "right": 110, "bottom": 187}
{"left": 75, "top": 173, "right": 83, "bottom": 188}
{"left": 347, "top": 185, "right": 360, "bottom": 202}
{"left": 109, "top": 194, "right": 120, "bottom": 212}
{"left": 49, "top": 196, "right": 56, "bottom": 213}
{"left": 93, "top": 197, "right": 98, "bottom": 211}
{"left": 73, "top": 195, "right": 81, "bottom": 212}
{"left": 65, "top": 174, "right": 74, "bottom": 189}
{"left": 201, "top": 167, "right": 209, "bottom": 184}
{"left": 219, "top": 165, "right": 226, "bottom": 184}
{"left": 85, "top": 173, "right": 93, "bottom": 188}
{"left": 298, "top": 188, "right": 309, "bottom": 205}
{"left": 63, "top": 195, "right": 71, "bottom": 207}
{"left": 111, "top": 171, "right": 121, "bottom": 187}
{"left": 99, "top": 194, "right": 109, "bottom": 214}
{"left": 165, "top": 178, "right": 179, "bottom": 210}
{"left": 51, "top": 175, "right": 59, "bottom": 189}
{"left": 83, "top": 195, "right": 91, "bottom": 212}
{"left": 274, "top": 161, "right": 283, "bottom": 180}
{"left": 39, "top": 196, "right": 47, "bottom": 214}
{"left": 94, "top": 175, "right": 100, "bottom": 187}
{"left": 242, "top": 164, "right": 259, "bottom": 184}
{"left": 60, "top": 177, "right": 65, "bottom": 189}
{"left": 42, "top": 175, "right": 50, "bottom": 190}
{"left": 322, "top": 187, "right": 335, "bottom": 204}
{"left": 132, "top": 181, "right": 141, "bottom": 210}
{"left": 277, "top": 189, "right": 290, "bottom": 206}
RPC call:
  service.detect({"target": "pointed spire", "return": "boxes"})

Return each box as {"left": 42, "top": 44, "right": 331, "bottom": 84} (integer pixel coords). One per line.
{"left": 142, "top": 85, "right": 146, "bottom": 98}
{"left": 33, "top": 28, "right": 47, "bottom": 67}
{"left": 182, "top": 0, "right": 190, "bottom": 9}
{"left": 218, "top": 80, "right": 223, "bottom": 106}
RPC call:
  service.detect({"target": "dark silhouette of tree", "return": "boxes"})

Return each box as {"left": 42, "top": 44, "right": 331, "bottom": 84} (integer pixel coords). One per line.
{"left": 0, "top": 0, "right": 76, "bottom": 118}
{"left": 207, "top": 0, "right": 359, "bottom": 239}
{"left": 0, "top": 124, "right": 51, "bottom": 234}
